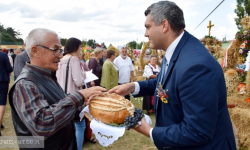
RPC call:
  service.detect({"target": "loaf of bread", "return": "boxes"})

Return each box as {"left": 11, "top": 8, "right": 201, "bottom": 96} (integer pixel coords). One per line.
{"left": 89, "top": 93, "right": 135, "bottom": 125}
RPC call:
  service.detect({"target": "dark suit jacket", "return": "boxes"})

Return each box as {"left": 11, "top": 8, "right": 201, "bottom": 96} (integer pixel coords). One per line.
{"left": 14, "top": 50, "right": 30, "bottom": 79}
{"left": 99, "top": 56, "right": 106, "bottom": 67}
{"left": 11, "top": 54, "right": 16, "bottom": 66}
{"left": 137, "top": 31, "right": 236, "bottom": 150}
{"left": 0, "top": 52, "right": 13, "bottom": 82}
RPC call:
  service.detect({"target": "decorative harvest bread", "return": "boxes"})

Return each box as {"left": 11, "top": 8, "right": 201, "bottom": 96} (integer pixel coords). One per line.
{"left": 89, "top": 93, "right": 135, "bottom": 125}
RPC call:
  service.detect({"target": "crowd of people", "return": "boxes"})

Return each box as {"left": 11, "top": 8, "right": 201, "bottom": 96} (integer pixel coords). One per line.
{"left": 0, "top": 33, "right": 140, "bottom": 149}
{"left": 0, "top": 0, "right": 237, "bottom": 150}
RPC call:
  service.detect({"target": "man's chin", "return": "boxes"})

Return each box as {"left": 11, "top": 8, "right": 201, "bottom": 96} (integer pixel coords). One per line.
{"left": 149, "top": 43, "right": 155, "bottom": 49}
{"left": 52, "top": 63, "right": 59, "bottom": 71}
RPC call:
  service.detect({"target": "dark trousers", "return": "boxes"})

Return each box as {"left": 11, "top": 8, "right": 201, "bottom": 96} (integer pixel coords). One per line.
{"left": 118, "top": 83, "right": 130, "bottom": 101}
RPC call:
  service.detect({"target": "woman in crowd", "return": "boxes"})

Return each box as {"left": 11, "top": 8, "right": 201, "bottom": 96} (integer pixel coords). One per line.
{"left": 101, "top": 49, "right": 118, "bottom": 90}
{"left": 0, "top": 51, "right": 13, "bottom": 135}
{"left": 143, "top": 55, "right": 160, "bottom": 115}
{"left": 86, "top": 52, "right": 94, "bottom": 66}
{"left": 2, "top": 49, "right": 13, "bottom": 68}
{"left": 56, "top": 38, "right": 86, "bottom": 150}
{"left": 88, "top": 48, "right": 102, "bottom": 86}
{"left": 80, "top": 53, "right": 86, "bottom": 62}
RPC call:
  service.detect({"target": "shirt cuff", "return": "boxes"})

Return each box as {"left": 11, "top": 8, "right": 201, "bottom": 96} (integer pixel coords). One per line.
{"left": 69, "top": 91, "right": 85, "bottom": 107}
{"left": 132, "top": 82, "right": 140, "bottom": 95}
{"left": 150, "top": 128, "right": 154, "bottom": 142}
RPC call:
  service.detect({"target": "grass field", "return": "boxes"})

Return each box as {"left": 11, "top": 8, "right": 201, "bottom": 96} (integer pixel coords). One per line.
{"left": 0, "top": 73, "right": 157, "bottom": 150}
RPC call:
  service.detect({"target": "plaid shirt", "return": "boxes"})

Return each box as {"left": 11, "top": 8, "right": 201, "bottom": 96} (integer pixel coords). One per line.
{"left": 12, "top": 63, "right": 84, "bottom": 139}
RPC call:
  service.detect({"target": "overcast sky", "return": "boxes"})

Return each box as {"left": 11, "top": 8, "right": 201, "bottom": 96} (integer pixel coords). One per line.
{"left": 0, "top": 0, "right": 237, "bottom": 47}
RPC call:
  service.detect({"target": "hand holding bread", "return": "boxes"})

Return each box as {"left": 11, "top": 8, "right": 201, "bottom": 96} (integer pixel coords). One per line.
{"left": 108, "top": 82, "right": 135, "bottom": 96}
{"left": 78, "top": 86, "right": 106, "bottom": 104}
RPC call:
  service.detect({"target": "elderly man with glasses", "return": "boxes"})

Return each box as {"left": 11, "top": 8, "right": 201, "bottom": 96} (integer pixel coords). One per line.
{"left": 9, "top": 28, "right": 106, "bottom": 149}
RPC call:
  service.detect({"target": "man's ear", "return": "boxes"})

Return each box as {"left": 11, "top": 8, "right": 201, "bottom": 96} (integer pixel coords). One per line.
{"left": 162, "top": 19, "right": 169, "bottom": 34}
{"left": 31, "top": 46, "right": 39, "bottom": 58}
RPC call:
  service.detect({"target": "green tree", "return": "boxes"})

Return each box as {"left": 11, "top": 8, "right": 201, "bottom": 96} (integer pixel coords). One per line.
{"left": 6, "top": 27, "right": 21, "bottom": 38}
{"left": 137, "top": 41, "right": 143, "bottom": 49}
{"left": 128, "top": 40, "right": 137, "bottom": 49}
{"left": 0, "top": 23, "right": 23, "bottom": 45}
{"left": 101, "top": 42, "right": 107, "bottom": 49}
{"left": 87, "top": 39, "right": 96, "bottom": 49}
{"left": 81, "top": 40, "right": 87, "bottom": 47}
{"left": 60, "top": 38, "right": 67, "bottom": 46}
{"left": 235, "top": 0, "right": 250, "bottom": 30}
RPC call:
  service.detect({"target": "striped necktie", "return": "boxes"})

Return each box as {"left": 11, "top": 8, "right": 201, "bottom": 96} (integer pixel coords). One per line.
{"left": 160, "top": 57, "right": 168, "bottom": 83}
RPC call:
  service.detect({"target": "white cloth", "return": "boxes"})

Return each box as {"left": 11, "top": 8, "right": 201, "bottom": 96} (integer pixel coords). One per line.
{"left": 80, "top": 106, "right": 125, "bottom": 147}
{"left": 133, "top": 31, "right": 185, "bottom": 142}
{"left": 143, "top": 64, "right": 160, "bottom": 79}
{"left": 114, "top": 56, "right": 134, "bottom": 84}
{"left": 91, "top": 119, "right": 125, "bottom": 147}
{"left": 80, "top": 106, "right": 152, "bottom": 147}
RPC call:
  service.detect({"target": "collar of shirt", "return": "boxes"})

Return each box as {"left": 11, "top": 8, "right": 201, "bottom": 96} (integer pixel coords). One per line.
{"left": 26, "top": 63, "right": 57, "bottom": 81}
{"left": 164, "top": 31, "right": 184, "bottom": 65}
{"left": 148, "top": 63, "right": 160, "bottom": 72}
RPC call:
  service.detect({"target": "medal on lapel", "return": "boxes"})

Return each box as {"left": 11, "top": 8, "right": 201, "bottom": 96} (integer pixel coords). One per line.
{"left": 156, "top": 83, "right": 169, "bottom": 104}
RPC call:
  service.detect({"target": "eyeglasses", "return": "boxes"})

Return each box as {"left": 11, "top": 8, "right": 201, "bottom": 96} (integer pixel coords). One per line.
{"left": 36, "top": 45, "right": 63, "bottom": 57}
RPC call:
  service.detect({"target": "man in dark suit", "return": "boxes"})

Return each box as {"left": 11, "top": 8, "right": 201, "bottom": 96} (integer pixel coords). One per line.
{"left": 0, "top": 51, "right": 13, "bottom": 135}
{"left": 109, "top": 1, "right": 236, "bottom": 150}
{"left": 99, "top": 49, "right": 107, "bottom": 66}
{"left": 14, "top": 50, "right": 30, "bottom": 79}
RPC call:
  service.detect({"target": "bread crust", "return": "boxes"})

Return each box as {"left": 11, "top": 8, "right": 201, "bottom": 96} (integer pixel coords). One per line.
{"left": 89, "top": 93, "right": 135, "bottom": 124}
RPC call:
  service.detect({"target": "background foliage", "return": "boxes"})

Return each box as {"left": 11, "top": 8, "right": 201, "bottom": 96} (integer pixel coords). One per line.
{"left": 0, "top": 23, "right": 24, "bottom": 45}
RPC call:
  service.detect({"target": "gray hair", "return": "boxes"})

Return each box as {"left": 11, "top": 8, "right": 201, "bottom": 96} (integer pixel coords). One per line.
{"left": 120, "top": 46, "right": 128, "bottom": 52}
{"left": 26, "top": 28, "right": 58, "bottom": 58}
{"left": 150, "top": 55, "right": 158, "bottom": 59}
{"left": 145, "top": 1, "right": 185, "bottom": 34}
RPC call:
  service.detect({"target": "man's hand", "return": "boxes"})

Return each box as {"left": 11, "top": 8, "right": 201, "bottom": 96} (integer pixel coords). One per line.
{"left": 108, "top": 82, "right": 135, "bottom": 96}
{"left": 132, "top": 76, "right": 136, "bottom": 82}
{"left": 133, "top": 118, "right": 152, "bottom": 137}
{"left": 78, "top": 86, "right": 106, "bottom": 104}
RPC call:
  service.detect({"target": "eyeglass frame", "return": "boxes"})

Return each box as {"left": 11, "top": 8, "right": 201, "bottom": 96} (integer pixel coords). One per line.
{"left": 36, "top": 45, "right": 63, "bottom": 57}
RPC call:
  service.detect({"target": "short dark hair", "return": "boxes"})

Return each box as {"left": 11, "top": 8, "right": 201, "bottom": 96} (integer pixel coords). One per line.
{"left": 145, "top": 1, "right": 185, "bottom": 34}
{"left": 107, "top": 49, "right": 115, "bottom": 58}
{"left": 64, "top": 38, "right": 82, "bottom": 55}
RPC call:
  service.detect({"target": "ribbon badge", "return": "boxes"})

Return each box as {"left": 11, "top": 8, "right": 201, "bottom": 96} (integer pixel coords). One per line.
{"left": 156, "top": 83, "right": 169, "bottom": 104}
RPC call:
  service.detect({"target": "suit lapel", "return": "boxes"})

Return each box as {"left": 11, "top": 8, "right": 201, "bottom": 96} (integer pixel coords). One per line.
{"left": 162, "top": 31, "right": 190, "bottom": 86}
{"left": 155, "top": 31, "right": 190, "bottom": 120}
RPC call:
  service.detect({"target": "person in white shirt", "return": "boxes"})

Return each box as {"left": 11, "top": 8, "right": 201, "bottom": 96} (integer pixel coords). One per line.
{"left": 142, "top": 55, "right": 160, "bottom": 115}
{"left": 114, "top": 46, "right": 135, "bottom": 100}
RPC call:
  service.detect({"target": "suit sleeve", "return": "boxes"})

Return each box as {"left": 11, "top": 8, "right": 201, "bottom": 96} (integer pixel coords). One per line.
{"left": 152, "top": 64, "right": 220, "bottom": 148}
{"left": 136, "top": 75, "right": 159, "bottom": 96}
{"left": 14, "top": 53, "right": 26, "bottom": 77}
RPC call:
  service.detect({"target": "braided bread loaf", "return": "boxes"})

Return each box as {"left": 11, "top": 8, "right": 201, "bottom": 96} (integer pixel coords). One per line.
{"left": 89, "top": 93, "right": 135, "bottom": 124}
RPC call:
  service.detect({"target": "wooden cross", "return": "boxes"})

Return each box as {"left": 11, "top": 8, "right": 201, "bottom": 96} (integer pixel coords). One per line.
{"left": 207, "top": 20, "right": 214, "bottom": 36}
